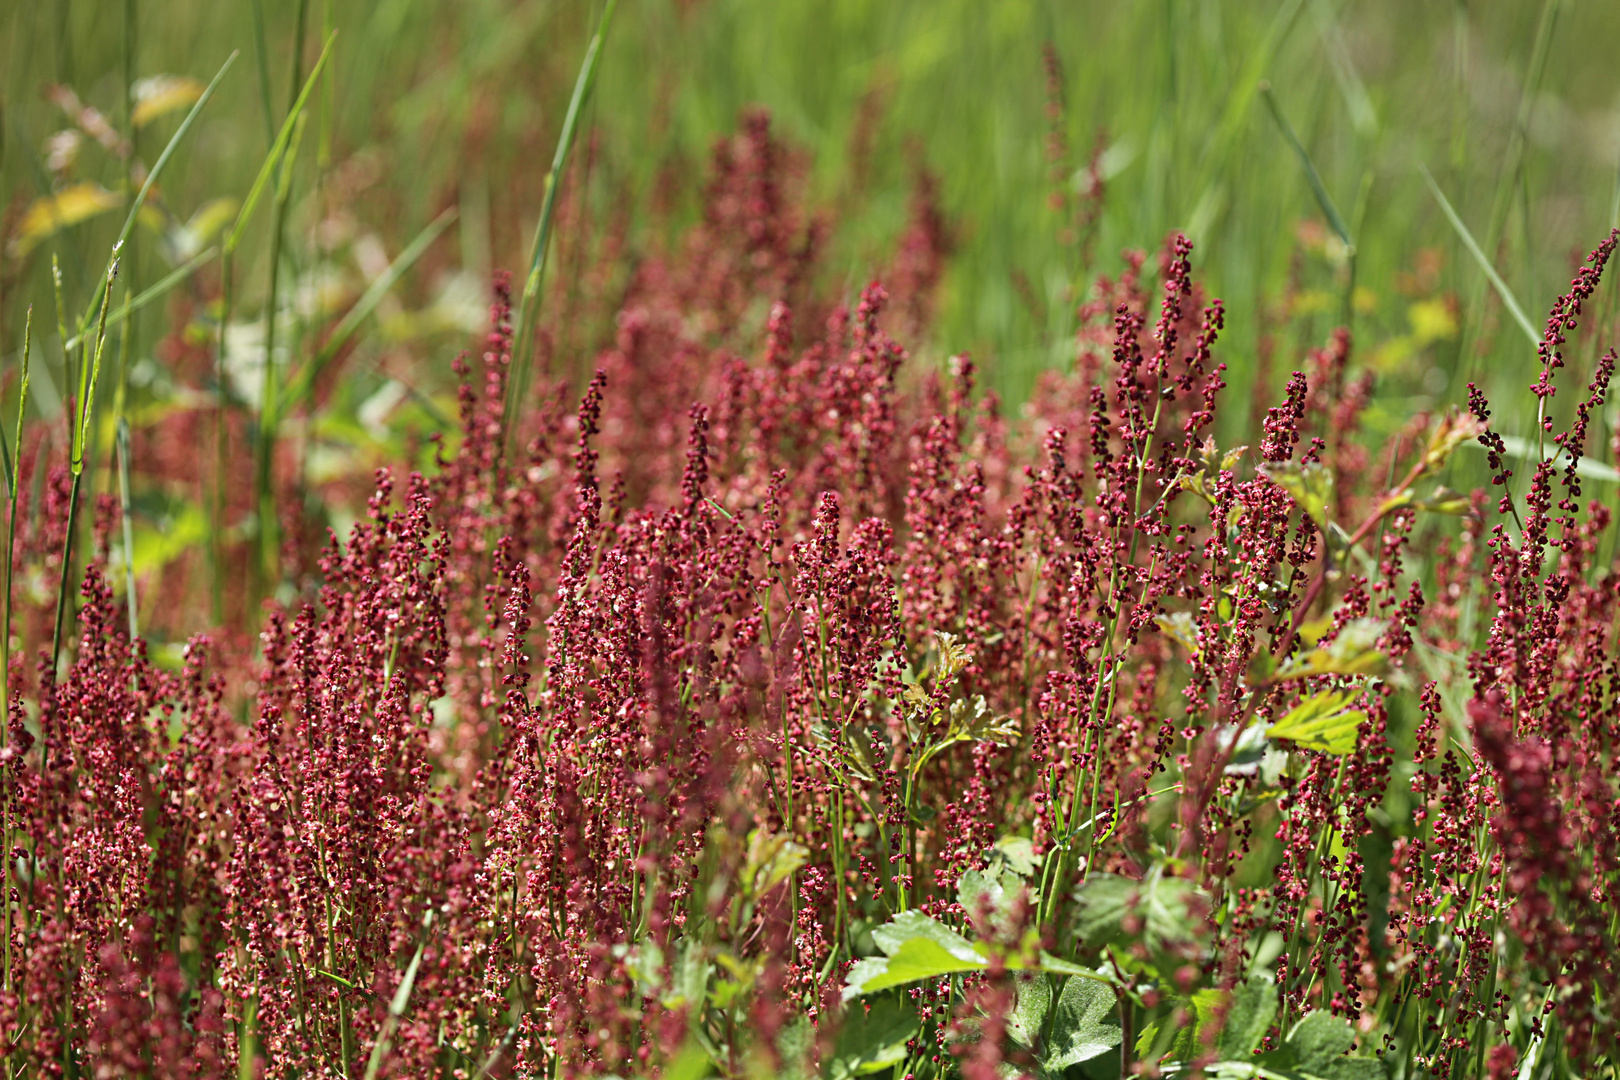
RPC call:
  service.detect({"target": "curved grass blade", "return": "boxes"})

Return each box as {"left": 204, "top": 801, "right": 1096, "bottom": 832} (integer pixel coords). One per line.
{"left": 279, "top": 206, "right": 457, "bottom": 419}
{"left": 64, "top": 246, "right": 219, "bottom": 354}
{"left": 1260, "top": 82, "right": 1352, "bottom": 249}
{"left": 225, "top": 32, "right": 337, "bottom": 256}
{"left": 364, "top": 915, "right": 432, "bottom": 1080}
{"left": 1420, "top": 163, "right": 1539, "bottom": 348}
{"left": 503, "top": 0, "right": 622, "bottom": 450}
{"left": 78, "top": 51, "right": 238, "bottom": 335}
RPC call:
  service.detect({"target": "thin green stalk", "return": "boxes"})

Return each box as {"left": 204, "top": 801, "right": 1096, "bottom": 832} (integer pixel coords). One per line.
{"left": 503, "top": 0, "right": 622, "bottom": 460}
{"left": 63, "top": 247, "right": 216, "bottom": 357}
{"left": 211, "top": 31, "right": 334, "bottom": 622}
{"left": 213, "top": 256, "right": 233, "bottom": 625}
{"left": 252, "top": 0, "right": 312, "bottom": 606}
{"left": 51, "top": 256, "right": 119, "bottom": 666}
{"left": 1, "top": 307, "right": 30, "bottom": 1030}
{"left": 115, "top": 420, "right": 137, "bottom": 642}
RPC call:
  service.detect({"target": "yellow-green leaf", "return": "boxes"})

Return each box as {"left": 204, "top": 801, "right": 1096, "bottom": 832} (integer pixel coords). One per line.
{"left": 132, "top": 74, "right": 206, "bottom": 128}
{"left": 1268, "top": 690, "right": 1364, "bottom": 755}
{"left": 9, "top": 183, "right": 123, "bottom": 258}
{"left": 1275, "top": 617, "right": 1387, "bottom": 682}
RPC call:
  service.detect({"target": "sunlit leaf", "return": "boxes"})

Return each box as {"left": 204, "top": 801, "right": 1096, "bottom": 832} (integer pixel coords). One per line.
{"left": 1259, "top": 461, "right": 1334, "bottom": 530}
{"left": 132, "top": 74, "right": 207, "bottom": 127}
{"left": 1274, "top": 618, "right": 1387, "bottom": 682}
{"left": 1156, "top": 612, "right": 1202, "bottom": 659}
{"left": 1008, "top": 972, "right": 1052, "bottom": 1049}
{"left": 1267, "top": 690, "right": 1364, "bottom": 756}
{"left": 9, "top": 183, "right": 123, "bottom": 258}
{"left": 843, "top": 911, "right": 985, "bottom": 999}
{"left": 743, "top": 827, "right": 808, "bottom": 898}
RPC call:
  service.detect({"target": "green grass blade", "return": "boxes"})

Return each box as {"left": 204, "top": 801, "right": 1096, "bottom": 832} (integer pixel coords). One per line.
{"left": 503, "top": 0, "right": 622, "bottom": 446}
{"left": 0, "top": 308, "right": 28, "bottom": 499}
{"left": 364, "top": 923, "right": 430, "bottom": 1080}
{"left": 225, "top": 32, "right": 337, "bottom": 256}
{"left": 78, "top": 51, "right": 238, "bottom": 336}
{"left": 64, "top": 246, "right": 219, "bottom": 354}
{"left": 1260, "top": 82, "right": 1352, "bottom": 249}
{"left": 279, "top": 206, "right": 457, "bottom": 418}
{"left": 115, "top": 419, "right": 137, "bottom": 641}
{"left": 1420, "top": 164, "right": 1539, "bottom": 348}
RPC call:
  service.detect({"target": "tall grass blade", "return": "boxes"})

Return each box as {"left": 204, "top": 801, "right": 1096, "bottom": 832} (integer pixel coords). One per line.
{"left": 51, "top": 257, "right": 119, "bottom": 665}
{"left": 1260, "top": 82, "right": 1352, "bottom": 249}
{"left": 280, "top": 206, "right": 457, "bottom": 418}
{"left": 64, "top": 247, "right": 218, "bottom": 354}
{"left": 363, "top": 917, "right": 431, "bottom": 1080}
{"left": 225, "top": 33, "right": 337, "bottom": 257}
{"left": 77, "top": 52, "right": 237, "bottom": 336}
{"left": 503, "top": 0, "right": 622, "bottom": 453}
{"left": 1420, "top": 164, "right": 1540, "bottom": 348}
{"left": 115, "top": 420, "right": 137, "bottom": 641}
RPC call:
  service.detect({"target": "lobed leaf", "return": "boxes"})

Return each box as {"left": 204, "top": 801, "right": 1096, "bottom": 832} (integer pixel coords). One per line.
{"left": 1045, "top": 973, "right": 1123, "bottom": 1069}
{"left": 1267, "top": 690, "right": 1365, "bottom": 756}
{"left": 1274, "top": 618, "right": 1387, "bottom": 682}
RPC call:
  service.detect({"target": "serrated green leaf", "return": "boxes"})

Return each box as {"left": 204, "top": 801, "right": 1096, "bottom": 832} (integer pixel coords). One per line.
{"left": 1216, "top": 977, "right": 1278, "bottom": 1058}
{"left": 829, "top": 996, "right": 918, "bottom": 1079}
{"left": 1274, "top": 618, "right": 1387, "bottom": 682}
{"left": 1008, "top": 973, "right": 1053, "bottom": 1048}
{"left": 1045, "top": 974, "right": 1123, "bottom": 1069}
{"left": 1072, "top": 870, "right": 1210, "bottom": 981}
{"left": 844, "top": 911, "right": 986, "bottom": 999}
{"left": 1267, "top": 691, "right": 1365, "bottom": 756}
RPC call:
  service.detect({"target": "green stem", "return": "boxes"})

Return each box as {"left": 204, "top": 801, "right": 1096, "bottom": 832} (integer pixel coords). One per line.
{"left": 503, "top": 0, "right": 622, "bottom": 461}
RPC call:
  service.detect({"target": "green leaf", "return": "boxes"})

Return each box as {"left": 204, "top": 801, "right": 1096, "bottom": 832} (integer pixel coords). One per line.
{"left": 1274, "top": 618, "right": 1387, "bottom": 682}
{"left": 1155, "top": 612, "right": 1203, "bottom": 659}
{"left": 1073, "top": 871, "right": 1208, "bottom": 958}
{"left": 1045, "top": 974, "right": 1123, "bottom": 1070}
{"left": 990, "top": 835, "right": 1040, "bottom": 878}
{"left": 1284, "top": 1011, "right": 1355, "bottom": 1070}
{"left": 1259, "top": 461, "right": 1334, "bottom": 531}
{"left": 662, "top": 1041, "right": 713, "bottom": 1080}
{"left": 1216, "top": 977, "right": 1278, "bottom": 1059}
{"left": 1267, "top": 691, "right": 1365, "bottom": 756}
{"left": 1008, "top": 973, "right": 1053, "bottom": 1048}
{"left": 843, "top": 911, "right": 985, "bottom": 999}
{"left": 1231, "top": 1010, "right": 1384, "bottom": 1080}
{"left": 829, "top": 996, "right": 918, "bottom": 1078}
{"left": 957, "top": 868, "right": 1012, "bottom": 936}
{"left": 743, "top": 827, "right": 809, "bottom": 898}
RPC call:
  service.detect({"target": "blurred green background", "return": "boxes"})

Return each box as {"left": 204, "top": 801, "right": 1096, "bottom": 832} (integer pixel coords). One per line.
{"left": 4, "top": 0, "right": 1619, "bottom": 458}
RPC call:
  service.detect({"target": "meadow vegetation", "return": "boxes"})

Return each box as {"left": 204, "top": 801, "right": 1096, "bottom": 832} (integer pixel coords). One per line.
{"left": 1, "top": 1, "right": 1619, "bottom": 1077}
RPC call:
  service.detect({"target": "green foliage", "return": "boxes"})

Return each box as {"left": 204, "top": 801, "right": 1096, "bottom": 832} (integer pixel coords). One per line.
{"left": 1259, "top": 461, "right": 1334, "bottom": 532}
{"left": 1071, "top": 869, "right": 1210, "bottom": 973}
{"left": 1206, "top": 1005, "right": 1384, "bottom": 1080}
{"left": 1042, "top": 974, "right": 1123, "bottom": 1071}
{"left": 842, "top": 911, "right": 985, "bottom": 999}
{"left": 828, "top": 995, "right": 916, "bottom": 1078}
{"left": 1273, "top": 618, "right": 1388, "bottom": 682}
{"left": 1267, "top": 690, "right": 1365, "bottom": 755}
